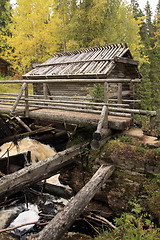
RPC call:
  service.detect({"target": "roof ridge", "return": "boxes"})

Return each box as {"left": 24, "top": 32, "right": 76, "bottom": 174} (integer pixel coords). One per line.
{"left": 54, "top": 43, "right": 127, "bottom": 58}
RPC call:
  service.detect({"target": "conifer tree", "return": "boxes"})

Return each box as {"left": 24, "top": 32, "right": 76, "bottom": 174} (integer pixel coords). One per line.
{"left": 136, "top": 0, "right": 160, "bottom": 110}
{"left": 0, "top": 0, "right": 12, "bottom": 55}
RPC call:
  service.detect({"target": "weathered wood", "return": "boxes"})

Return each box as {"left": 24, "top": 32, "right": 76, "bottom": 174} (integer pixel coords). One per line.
{"left": 14, "top": 116, "right": 31, "bottom": 132}
{"left": 33, "top": 165, "right": 115, "bottom": 240}
{"left": 0, "top": 79, "right": 140, "bottom": 84}
{"left": 104, "top": 82, "right": 109, "bottom": 104}
{"left": 114, "top": 56, "right": 139, "bottom": 65}
{"left": 117, "top": 83, "right": 122, "bottom": 104}
{"left": 0, "top": 142, "right": 89, "bottom": 198}
{"left": 32, "top": 182, "right": 73, "bottom": 199}
{"left": 93, "top": 128, "right": 112, "bottom": 141}
{"left": 10, "top": 83, "right": 27, "bottom": 114}
{"left": 24, "top": 98, "right": 129, "bottom": 107}
{"left": 43, "top": 83, "right": 48, "bottom": 99}
{"left": 108, "top": 107, "right": 157, "bottom": 116}
{"left": 96, "top": 105, "right": 108, "bottom": 133}
{"left": 25, "top": 83, "right": 29, "bottom": 117}
{"left": 0, "top": 126, "right": 55, "bottom": 144}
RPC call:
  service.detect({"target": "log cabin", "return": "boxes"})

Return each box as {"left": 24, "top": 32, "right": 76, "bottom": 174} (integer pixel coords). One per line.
{"left": 23, "top": 43, "right": 142, "bottom": 102}
{"left": 0, "top": 57, "right": 11, "bottom": 75}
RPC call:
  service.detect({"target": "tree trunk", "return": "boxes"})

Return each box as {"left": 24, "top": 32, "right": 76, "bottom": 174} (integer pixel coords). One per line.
{"left": 32, "top": 165, "right": 115, "bottom": 240}
{"left": 0, "top": 142, "right": 89, "bottom": 199}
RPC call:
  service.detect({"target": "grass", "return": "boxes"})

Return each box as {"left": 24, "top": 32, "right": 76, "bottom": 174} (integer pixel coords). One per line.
{"left": 0, "top": 74, "right": 33, "bottom": 94}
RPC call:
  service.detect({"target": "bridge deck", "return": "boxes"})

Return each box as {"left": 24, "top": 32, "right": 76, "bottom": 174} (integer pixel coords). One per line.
{"left": 0, "top": 105, "right": 132, "bottom": 130}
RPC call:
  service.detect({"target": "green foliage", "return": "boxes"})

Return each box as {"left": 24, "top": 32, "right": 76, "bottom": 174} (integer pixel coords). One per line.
{"left": 134, "top": 1, "right": 160, "bottom": 111}
{"left": 90, "top": 84, "right": 104, "bottom": 102}
{"left": 118, "top": 135, "right": 133, "bottom": 144}
{"left": 3, "top": 0, "right": 146, "bottom": 73}
{"left": 0, "top": 0, "right": 12, "bottom": 55}
{"left": 144, "top": 174, "right": 160, "bottom": 220}
{"left": 6, "top": 0, "right": 62, "bottom": 73}
{"left": 94, "top": 203, "right": 160, "bottom": 240}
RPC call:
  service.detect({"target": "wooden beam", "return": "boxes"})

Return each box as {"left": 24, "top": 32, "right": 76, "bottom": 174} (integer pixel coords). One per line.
{"left": 10, "top": 83, "right": 27, "bottom": 114}
{"left": 0, "top": 143, "right": 89, "bottom": 199}
{"left": 0, "top": 126, "right": 55, "bottom": 144}
{"left": 114, "top": 56, "right": 139, "bottom": 65}
{"left": 33, "top": 165, "right": 115, "bottom": 240}
{"left": 25, "top": 83, "right": 29, "bottom": 117}
{"left": 117, "top": 83, "right": 122, "bottom": 104}
{"left": 0, "top": 79, "right": 141, "bottom": 84}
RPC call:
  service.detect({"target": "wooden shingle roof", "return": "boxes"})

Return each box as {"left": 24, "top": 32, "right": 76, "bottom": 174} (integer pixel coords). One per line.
{"left": 0, "top": 57, "right": 11, "bottom": 65}
{"left": 24, "top": 43, "right": 140, "bottom": 79}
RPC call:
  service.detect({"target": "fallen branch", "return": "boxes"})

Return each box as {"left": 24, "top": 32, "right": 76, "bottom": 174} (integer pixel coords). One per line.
{"left": 86, "top": 214, "right": 116, "bottom": 229}
{"left": 32, "top": 164, "right": 115, "bottom": 240}
{"left": 0, "top": 142, "right": 89, "bottom": 199}
{"left": 0, "top": 221, "right": 49, "bottom": 233}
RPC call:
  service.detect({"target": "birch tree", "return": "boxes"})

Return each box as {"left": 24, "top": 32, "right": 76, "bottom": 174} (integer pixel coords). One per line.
{"left": 7, "top": 0, "right": 61, "bottom": 73}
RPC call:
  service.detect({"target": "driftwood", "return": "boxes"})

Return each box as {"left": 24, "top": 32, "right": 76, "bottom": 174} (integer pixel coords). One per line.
{"left": 0, "top": 126, "right": 55, "bottom": 144}
{"left": 32, "top": 165, "right": 115, "bottom": 240}
{"left": 14, "top": 116, "right": 31, "bottom": 132}
{"left": 10, "top": 83, "right": 27, "bottom": 114}
{"left": 32, "top": 182, "right": 73, "bottom": 199}
{"left": 0, "top": 142, "right": 89, "bottom": 199}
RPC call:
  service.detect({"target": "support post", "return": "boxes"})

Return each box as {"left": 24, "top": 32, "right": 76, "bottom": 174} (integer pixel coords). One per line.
{"left": 118, "top": 83, "right": 122, "bottom": 104}
{"left": 43, "top": 83, "right": 48, "bottom": 99}
{"left": 104, "top": 82, "right": 109, "bottom": 128}
{"left": 10, "top": 83, "right": 27, "bottom": 114}
{"left": 25, "top": 83, "right": 29, "bottom": 117}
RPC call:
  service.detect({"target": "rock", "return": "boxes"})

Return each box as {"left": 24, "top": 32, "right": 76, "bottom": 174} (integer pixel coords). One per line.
{"left": 0, "top": 233, "right": 17, "bottom": 240}
{"left": 62, "top": 232, "right": 92, "bottom": 240}
{"left": 124, "top": 128, "right": 144, "bottom": 139}
{"left": 107, "top": 188, "right": 127, "bottom": 212}
{"left": 142, "top": 135, "right": 160, "bottom": 147}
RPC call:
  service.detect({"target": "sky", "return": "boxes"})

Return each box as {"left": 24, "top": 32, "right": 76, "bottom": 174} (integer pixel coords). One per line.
{"left": 10, "top": 0, "right": 158, "bottom": 14}
{"left": 134, "top": 0, "right": 158, "bottom": 14}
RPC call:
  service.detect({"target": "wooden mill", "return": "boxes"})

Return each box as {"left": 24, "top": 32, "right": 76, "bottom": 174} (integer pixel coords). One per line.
{"left": 0, "top": 43, "right": 156, "bottom": 147}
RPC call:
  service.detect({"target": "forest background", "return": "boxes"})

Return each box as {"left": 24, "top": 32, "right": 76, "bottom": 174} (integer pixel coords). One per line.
{"left": 0, "top": 0, "right": 160, "bottom": 111}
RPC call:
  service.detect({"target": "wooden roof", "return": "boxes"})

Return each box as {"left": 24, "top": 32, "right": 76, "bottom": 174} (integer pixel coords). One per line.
{"left": 0, "top": 57, "right": 11, "bottom": 66}
{"left": 23, "top": 43, "right": 140, "bottom": 79}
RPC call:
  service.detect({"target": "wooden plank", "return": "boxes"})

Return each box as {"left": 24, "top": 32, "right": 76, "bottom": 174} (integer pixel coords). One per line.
{"left": 34, "top": 165, "right": 115, "bottom": 240}
{"left": 114, "top": 56, "right": 139, "bottom": 65}
{"left": 0, "top": 142, "right": 89, "bottom": 199}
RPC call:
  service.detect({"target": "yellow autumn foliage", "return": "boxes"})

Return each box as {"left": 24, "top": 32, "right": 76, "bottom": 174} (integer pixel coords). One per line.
{"left": 6, "top": 0, "right": 62, "bottom": 73}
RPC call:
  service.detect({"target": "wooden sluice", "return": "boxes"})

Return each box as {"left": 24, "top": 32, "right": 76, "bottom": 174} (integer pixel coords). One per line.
{"left": 0, "top": 78, "right": 156, "bottom": 149}
{"left": 0, "top": 44, "right": 157, "bottom": 147}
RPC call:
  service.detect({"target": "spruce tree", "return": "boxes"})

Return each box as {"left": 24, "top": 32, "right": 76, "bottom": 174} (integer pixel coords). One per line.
{"left": 0, "top": 0, "right": 12, "bottom": 55}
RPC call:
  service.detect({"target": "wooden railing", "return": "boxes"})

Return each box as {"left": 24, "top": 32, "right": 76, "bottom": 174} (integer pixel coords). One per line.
{"left": 0, "top": 79, "right": 156, "bottom": 121}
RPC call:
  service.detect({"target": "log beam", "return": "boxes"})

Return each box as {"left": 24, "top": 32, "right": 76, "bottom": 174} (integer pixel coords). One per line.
{"left": 0, "top": 142, "right": 89, "bottom": 199}
{"left": 32, "top": 165, "right": 115, "bottom": 240}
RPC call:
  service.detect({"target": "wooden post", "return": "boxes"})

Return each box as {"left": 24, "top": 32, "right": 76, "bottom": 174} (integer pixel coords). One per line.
{"left": 118, "top": 83, "right": 122, "bottom": 104}
{"left": 10, "top": 83, "right": 27, "bottom": 114}
{"left": 25, "top": 83, "right": 29, "bottom": 117}
{"left": 103, "top": 82, "right": 109, "bottom": 128}
{"left": 43, "top": 83, "right": 48, "bottom": 99}
{"left": 33, "top": 165, "right": 115, "bottom": 240}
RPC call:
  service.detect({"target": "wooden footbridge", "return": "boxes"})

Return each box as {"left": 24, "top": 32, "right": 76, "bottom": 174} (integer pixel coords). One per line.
{"left": 0, "top": 44, "right": 157, "bottom": 146}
